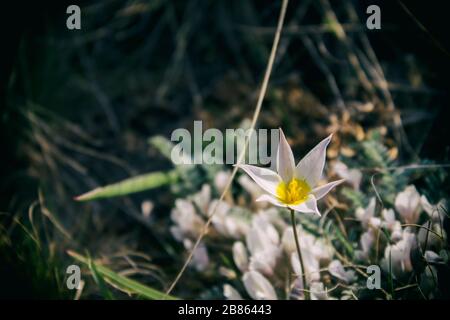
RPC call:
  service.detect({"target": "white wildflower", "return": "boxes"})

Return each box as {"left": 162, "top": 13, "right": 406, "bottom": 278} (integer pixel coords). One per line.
{"left": 356, "top": 197, "right": 381, "bottom": 229}
{"left": 237, "top": 129, "right": 344, "bottom": 215}
{"left": 333, "top": 161, "right": 362, "bottom": 190}
{"left": 170, "top": 199, "right": 204, "bottom": 240}
{"left": 355, "top": 229, "right": 375, "bottom": 260}
{"left": 245, "top": 215, "right": 281, "bottom": 276}
{"left": 382, "top": 230, "right": 416, "bottom": 278}
{"left": 328, "top": 260, "right": 356, "bottom": 283}
{"left": 214, "top": 171, "right": 231, "bottom": 195}
{"left": 395, "top": 185, "right": 422, "bottom": 224}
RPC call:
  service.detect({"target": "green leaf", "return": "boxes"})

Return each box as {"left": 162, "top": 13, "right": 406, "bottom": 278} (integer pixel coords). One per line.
{"left": 68, "top": 251, "right": 178, "bottom": 300}
{"left": 75, "top": 170, "right": 178, "bottom": 201}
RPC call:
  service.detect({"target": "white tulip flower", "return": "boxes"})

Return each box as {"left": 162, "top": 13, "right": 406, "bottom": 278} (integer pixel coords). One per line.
{"left": 237, "top": 129, "right": 344, "bottom": 216}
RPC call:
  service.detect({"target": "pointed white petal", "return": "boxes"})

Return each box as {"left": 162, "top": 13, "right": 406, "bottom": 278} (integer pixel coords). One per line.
{"left": 243, "top": 271, "right": 278, "bottom": 300}
{"left": 312, "top": 179, "right": 345, "bottom": 200}
{"left": 288, "top": 195, "right": 321, "bottom": 216}
{"left": 246, "top": 216, "right": 279, "bottom": 255}
{"left": 424, "top": 251, "right": 442, "bottom": 264}
{"left": 295, "top": 135, "right": 332, "bottom": 187}
{"left": 255, "top": 194, "right": 287, "bottom": 208}
{"left": 277, "top": 128, "right": 295, "bottom": 182}
{"left": 395, "top": 185, "right": 421, "bottom": 224}
{"left": 223, "top": 284, "right": 243, "bottom": 300}
{"left": 252, "top": 215, "right": 280, "bottom": 245}
{"left": 248, "top": 246, "right": 281, "bottom": 276}
{"left": 237, "top": 164, "right": 281, "bottom": 197}
{"left": 232, "top": 241, "right": 249, "bottom": 272}
{"left": 282, "top": 226, "right": 306, "bottom": 253}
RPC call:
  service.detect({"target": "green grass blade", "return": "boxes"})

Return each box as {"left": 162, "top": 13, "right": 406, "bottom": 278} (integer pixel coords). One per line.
{"left": 334, "top": 227, "right": 355, "bottom": 258}
{"left": 87, "top": 254, "right": 115, "bottom": 300}
{"left": 74, "top": 170, "right": 178, "bottom": 201}
{"left": 68, "top": 251, "right": 178, "bottom": 300}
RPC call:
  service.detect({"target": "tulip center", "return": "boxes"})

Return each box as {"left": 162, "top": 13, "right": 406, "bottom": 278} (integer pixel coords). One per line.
{"left": 276, "top": 178, "right": 311, "bottom": 205}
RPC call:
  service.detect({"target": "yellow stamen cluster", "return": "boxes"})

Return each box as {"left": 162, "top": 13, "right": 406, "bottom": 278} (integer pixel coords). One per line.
{"left": 276, "top": 178, "right": 311, "bottom": 205}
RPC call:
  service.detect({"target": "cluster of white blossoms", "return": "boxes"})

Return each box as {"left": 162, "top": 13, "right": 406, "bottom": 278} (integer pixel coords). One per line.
{"left": 170, "top": 177, "right": 446, "bottom": 299}
{"left": 170, "top": 182, "right": 250, "bottom": 271}
{"left": 170, "top": 132, "right": 359, "bottom": 299}
{"left": 354, "top": 184, "right": 446, "bottom": 297}
{"left": 171, "top": 178, "right": 353, "bottom": 300}
{"left": 169, "top": 130, "right": 447, "bottom": 299}
{"left": 228, "top": 212, "right": 351, "bottom": 300}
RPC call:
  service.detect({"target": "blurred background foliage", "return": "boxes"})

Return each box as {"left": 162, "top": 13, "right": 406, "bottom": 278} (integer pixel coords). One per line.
{"left": 1, "top": 0, "right": 449, "bottom": 298}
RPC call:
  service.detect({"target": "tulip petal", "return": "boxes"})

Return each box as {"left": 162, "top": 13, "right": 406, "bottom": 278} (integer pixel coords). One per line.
{"left": 255, "top": 194, "right": 287, "bottom": 208}
{"left": 237, "top": 164, "right": 281, "bottom": 197}
{"left": 312, "top": 179, "right": 345, "bottom": 200}
{"left": 288, "top": 195, "right": 321, "bottom": 216}
{"left": 295, "top": 135, "right": 332, "bottom": 187}
{"left": 277, "top": 128, "right": 295, "bottom": 182}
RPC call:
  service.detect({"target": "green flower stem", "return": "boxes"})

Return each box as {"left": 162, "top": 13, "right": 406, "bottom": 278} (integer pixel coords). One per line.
{"left": 290, "top": 209, "right": 310, "bottom": 300}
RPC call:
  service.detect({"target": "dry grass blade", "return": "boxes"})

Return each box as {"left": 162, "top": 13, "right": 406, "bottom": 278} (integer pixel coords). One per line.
{"left": 164, "top": 0, "right": 290, "bottom": 297}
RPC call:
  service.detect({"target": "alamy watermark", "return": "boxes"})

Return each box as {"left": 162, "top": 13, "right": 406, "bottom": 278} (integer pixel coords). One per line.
{"left": 66, "top": 5, "right": 81, "bottom": 30}
{"left": 366, "top": 265, "right": 381, "bottom": 289}
{"left": 66, "top": 264, "right": 82, "bottom": 290}
{"left": 366, "top": 5, "right": 381, "bottom": 30}
{"left": 171, "top": 121, "right": 280, "bottom": 169}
